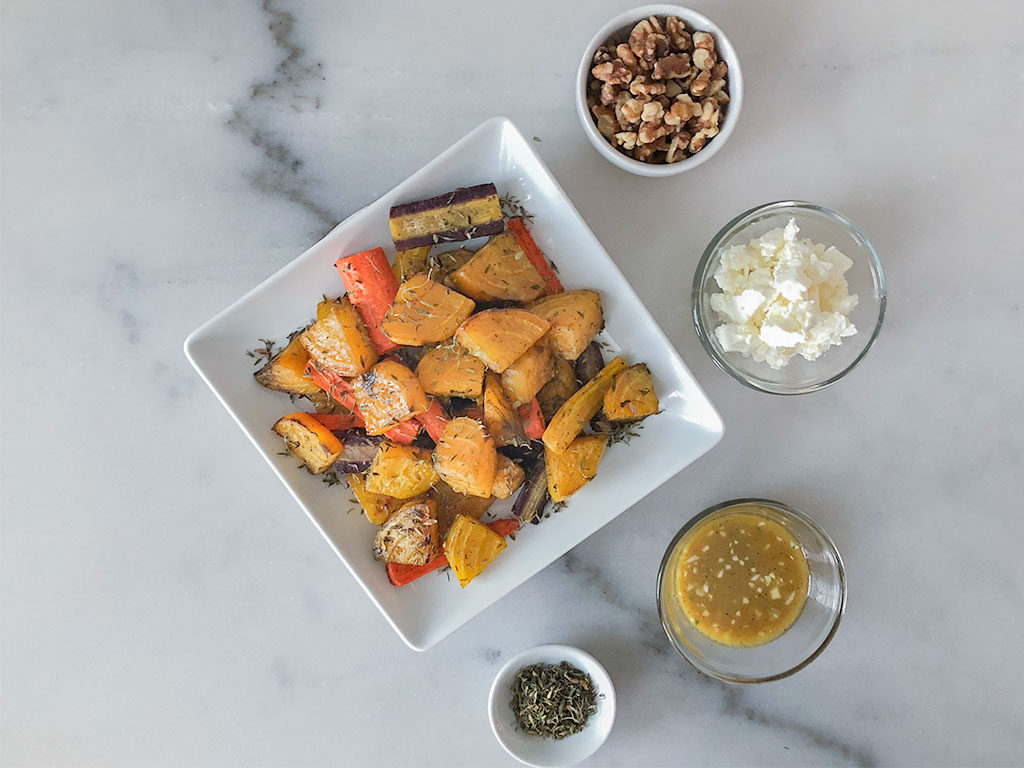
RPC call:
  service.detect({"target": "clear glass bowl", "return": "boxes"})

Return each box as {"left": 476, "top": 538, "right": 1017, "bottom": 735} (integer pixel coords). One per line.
{"left": 657, "top": 499, "right": 846, "bottom": 683}
{"left": 692, "top": 201, "right": 886, "bottom": 394}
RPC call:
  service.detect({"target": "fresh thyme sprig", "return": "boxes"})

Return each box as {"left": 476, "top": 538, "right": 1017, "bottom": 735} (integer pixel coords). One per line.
{"left": 247, "top": 338, "right": 278, "bottom": 366}
{"left": 499, "top": 193, "right": 534, "bottom": 221}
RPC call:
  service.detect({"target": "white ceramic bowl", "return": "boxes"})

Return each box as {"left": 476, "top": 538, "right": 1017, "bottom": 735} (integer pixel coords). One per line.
{"left": 575, "top": 4, "right": 743, "bottom": 177}
{"left": 489, "top": 644, "right": 616, "bottom": 768}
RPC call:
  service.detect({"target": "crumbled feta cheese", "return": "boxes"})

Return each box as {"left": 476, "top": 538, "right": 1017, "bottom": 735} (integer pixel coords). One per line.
{"left": 708, "top": 219, "right": 858, "bottom": 369}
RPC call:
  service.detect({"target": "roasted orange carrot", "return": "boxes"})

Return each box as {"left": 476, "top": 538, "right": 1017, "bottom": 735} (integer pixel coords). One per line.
{"left": 416, "top": 398, "right": 450, "bottom": 443}
{"left": 517, "top": 398, "right": 546, "bottom": 440}
{"left": 507, "top": 218, "right": 563, "bottom": 295}
{"left": 385, "top": 518, "right": 521, "bottom": 587}
{"left": 335, "top": 247, "right": 400, "bottom": 354}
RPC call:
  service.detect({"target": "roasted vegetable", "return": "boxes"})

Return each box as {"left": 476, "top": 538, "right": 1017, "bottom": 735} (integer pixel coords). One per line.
{"left": 483, "top": 372, "right": 527, "bottom": 447}
{"left": 574, "top": 340, "right": 605, "bottom": 384}
{"left": 444, "top": 513, "right": 508, "bottom": 587}
{"left": 455, "top": 309, "right": 550, "bottom": 373}
{"left": 517, "top": 398, "right": 547, "bottom": 440}
{"left": 433, "top": 417, "right": 497, "bottom": 497}
{"left": 392, "top": 246, "right": 432, "bottom": 282}
{"left": 603, "top": 363, "right": 659, "bottom": 421}
{"left": 254, "top": 335, "right": 321, "bottom": 396}
{"left": 300, "top": 298, "right": 378, "bottom": 377}
{"left": 416, "top": 344, "right": 486, "bottom": 398}
{"left": 272, "top": 412, "right": 344, "bottom": 474}
{"left": 372, "top": 498, "right": 439, "bottom": 565}
{"left": 507, "top": 217, "right": 564, "bottom": 295}
{"left": 501, "top": 336, "right": 557, "bottom": 406}
{"left": 542, "top": 356, "right": 626, "bottom": 454}
{"left": 305, "top": 389, "right": 348, "bottom": 414}
{"left": 387, "top": 518, "right": 519, "bottom": 587}
{"left": 491, "top": 455, "right": 526, "bottom": 499}
{"left": 449, "top": 232, "right": 547, "bottom": 302}
{"left": 348, "top": 472, "right": 400, "bottom": 525}
{"left": 430, "top": 481, "right": 496, "bottom": 536}
{"left": 381, "top": 275, "right": 476, "bottom": 346}
{"left": 528, "top": 290, "right": 604, "bottom": 361}
{"left": 545, "top": 435, "right": 608, "bottom": 502}
{"left": 329, "top": 430, "right": 385, "bottom": 474}
{"left": 365, "top": 441, "right": 439, "bottom": 498}
{"left": 389, "top": 183, "right": 505, "bottom": 250}
{"left": 350, "top": 359, "right": 430, "bottom": 435}
{"left": 430, "top": 248, "right": 474, "bottom": 286}
{"left": 536, "top": 355, "right": 579, "bottom": 421}
{"left": 512, "top": 459, "right": 550, "bottom": 525}
{"left": 335, "top": 247, "right": 400, "bottom": 354}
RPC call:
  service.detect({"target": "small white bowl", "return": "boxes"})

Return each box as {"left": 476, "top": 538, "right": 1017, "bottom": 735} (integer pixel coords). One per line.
{"left": 575, "top": 4, "right": 743, "bottom": 177}
{"left": 488, "top": 644, "right": 616, "bottom": 768}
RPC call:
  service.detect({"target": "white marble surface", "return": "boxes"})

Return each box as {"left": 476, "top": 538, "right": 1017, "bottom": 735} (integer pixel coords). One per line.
{"left": 2, "top": 1, "right": 1023, "bottom": 765}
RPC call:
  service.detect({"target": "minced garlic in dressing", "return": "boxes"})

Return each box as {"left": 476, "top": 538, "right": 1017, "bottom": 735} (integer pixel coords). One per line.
{"left": 674, "top": 507, "right": 809, "bottom": 647}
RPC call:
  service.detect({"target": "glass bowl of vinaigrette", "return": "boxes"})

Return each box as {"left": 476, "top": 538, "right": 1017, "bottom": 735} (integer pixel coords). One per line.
{"left": 657, "top": 499, "right": 846, "bottom": 683}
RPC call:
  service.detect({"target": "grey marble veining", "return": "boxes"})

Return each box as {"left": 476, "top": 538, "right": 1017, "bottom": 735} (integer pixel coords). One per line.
{"left": 2, "top": 1, "right": 1023, "bottom": 766}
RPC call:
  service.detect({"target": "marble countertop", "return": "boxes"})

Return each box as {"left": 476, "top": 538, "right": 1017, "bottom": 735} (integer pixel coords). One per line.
{"left": 3, "top": 1, "right": 1022, "bottom": 765}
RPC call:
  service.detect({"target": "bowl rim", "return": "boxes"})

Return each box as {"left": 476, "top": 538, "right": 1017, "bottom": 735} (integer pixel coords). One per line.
{"left": 692, "top": 200, "right": 887, "bottom": 394}
{"left": 487, "top": 643, "right": 617, "bottom": 767}
{"left": 656, "top": 497, "right": 847, "bottom": 683}
{"left": 574, "top": 3, "right": 744, "bottom": 178}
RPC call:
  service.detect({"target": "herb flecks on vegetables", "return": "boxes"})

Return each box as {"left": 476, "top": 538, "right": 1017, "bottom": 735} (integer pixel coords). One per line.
{"left": 247, "top": 338, "right": 278, "bottom": 367}
{"left": 499, "top": 193, "right": 534, "bottom": 222}
{"left": 510, "top": 661, "right": 598, "bottom": 739}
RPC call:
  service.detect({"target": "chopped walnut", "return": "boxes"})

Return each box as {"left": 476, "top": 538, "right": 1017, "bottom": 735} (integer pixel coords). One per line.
{"left": 615, "top": 44, "right": 640, "bottom": 75}
{"left": 637, "top": 120, "right": 670, "bottom": 145}
{"left": 592, "top": 60, "right": 633, "bottom": 86}
{"left": 628, "top": 19, "right": 669, "bottom": 62}
{"left": 653, "top": 53, "right": 692, "bottom": 80}
{"left": 587, "top": 15, "right": 728, "bottom": 164}
{"left": 629, "top": 75, "right": 666, "bottom": 97}
{"left": 640, "top": 101, "right": 665, "bottom": 123}
{"left": 614, "top": 131, "right": 638, "bottom": 150}
{"left": 692, "top": 31, "right": 715, "bottom": 52}
{"left": 591, "top": 105, "right": 618, "bottom": 139}
{"left": 599, "top": 81, "right": 621, "bottom": 105}
{"left": 689, "top": 70, "right": 711, "bottom": 97}
{"left": 693, "top": 47, "right": 716, "bottom": 71}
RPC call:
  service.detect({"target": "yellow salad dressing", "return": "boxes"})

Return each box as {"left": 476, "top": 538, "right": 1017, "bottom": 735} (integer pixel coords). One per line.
{"left": 674, "top": 507, "right": 809, "bottom": 647}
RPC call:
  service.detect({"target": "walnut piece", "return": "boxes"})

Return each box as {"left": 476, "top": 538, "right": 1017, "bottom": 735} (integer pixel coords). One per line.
{"left": 689, "top": 70, "right": 711, "bottom": 97}
{"left": 591, "top": 105, "right": 618, "bottom": 139}
{"left": 628, "top": 19, "right": 669, "bottom": 62}
{"left": 640, "top": 101, "right": 665, "bottom": 123}
{"left": 620, "top": 96, "right": 648, "bottom": 123}
{"left": 692, "top": 31, "right": 715, "bottom": 52}
{"left": 693, "top": 47, "right": 716, "bottom": 71}
{"left": 614, "top": 131, "right": 638, "bottom": 150}
{"left": 653, "top": 53, "right": 692, "bottom": 80}
{"left": 592, "top": 60, "right": 633, "bottom": 86}
{"left": 615, "top": 44, "right": 640, "bottom": 74}
{"left": 637, "top": 120, "right": 670, "bottom": 145}
{"left": 600, "top": 81, "right": 621, "bottom": 105}
{"left": 629, "top": 75, "right": 666, "bottom": 97}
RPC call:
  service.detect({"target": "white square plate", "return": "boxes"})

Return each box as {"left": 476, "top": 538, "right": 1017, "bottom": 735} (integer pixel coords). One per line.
{"left": 185, "top": 117, "right": 724, "bottom": 651}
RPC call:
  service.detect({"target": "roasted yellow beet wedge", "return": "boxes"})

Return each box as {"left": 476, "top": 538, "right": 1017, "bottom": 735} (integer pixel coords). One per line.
{"left": 416, "top": 344, "right": 486, "bottom": 398}
{"left": 255, "top": 334, "right": 321, "bottom": 396}
{"left": 501, "top": 335, "right": 557, "bottom": 406}
{"left": 348, "top": 473, "right": 401, "bottom": 525}
{"left": 603, "top": 363, "right": 659, "bottom": 421}
{"left": 528, "top": 290, "right": 604, "bottom": 361}
{"left": 483, "top": 372, "right": 527, "bottom": 447}
{"left": 444, "top": 514, "right": 508, "bottom": 588}
{"left": 449, "top": 232, "right": 546, "bottom": 302}
{"left": 542, "top": 356, "right": 626, "bottom": 454}
{"left": 455, "top": 308, "right": 550, "bottom": 373}
{"left": 365, "top": 442, "right": 439, "bottom": 498}
{"left": 272, "top": 413, "right": 344, "bottom": 474}
{"left": 545, "top": 434, "right": 609, "bottom": 502}
{"left": 433, "top": 417, "right": 497, "bottom": 497}
{"left": 381, "top": 275, "right": 476, "bottom": 346}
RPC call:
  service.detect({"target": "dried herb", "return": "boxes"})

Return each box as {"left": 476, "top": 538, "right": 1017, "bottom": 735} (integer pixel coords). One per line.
{"left": 499, "top": 193, "right": 534, "bottom": 222}
{"left": 321, "top": 469, "right": 344, "bottom": 487}
{"left": 509, "top": 661, "right": 597, "bottom": 739}
{"left": 246, "top": 338, "right": 278, "bottom": 366}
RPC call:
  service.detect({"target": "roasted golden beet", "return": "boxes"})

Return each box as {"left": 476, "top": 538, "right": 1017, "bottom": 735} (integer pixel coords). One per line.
{"left": 542, "top": 356, "right": 626, "bottom": 454}
{"left": 254, "top": 334, "right": 321, "bottom": 396}
{"left": 272, "top": 412, "right": 344, "bottom": 474}
{"left": 381, "top": 275, "right": 476, "bottom": 346}
{"left": 603, "top": 363, "right": 659, "bottom": 421}
{"left": 415, "top": 344, "right": 486, "bottom": 398}
{"left": 483, "top": 373, "right": 527, "bottom": 447}
{"left": 348, "top": 473, "right": 401, "bottom": 525}
{"left": 545, "top": 434, "right": 608, "bottom": 502}
{"left": 443, "top": 513, "right": 507, "bottom": 588}
{"left": 528, "top": 290, "right": 604, "bottom": 361}
{"left": 351, "top": 359, "right": 429, "bottom": 435}
{"left": 501, "top": 335, "right": 557, "bottom": 406}
{"left": 300, "top": 298, "right": 378, "bottom": 377}
{"left": 391, "top": 246, "right": 431, "bottom": 282}
{"left": 429, "top": 481, "right": 496, "bottom": 537}
{"left": 491, "top": 455, "right": 526, "bottom": 499}
{"left": 365, "top": 441, "right": 439, "bottom": 498}
{"left": 433, "top": 417, "right": 497, "bottom": 498}
{"left": 449, "top": 232, "right": 546, "bottom": 302}
{"left": 455, "top": 309, "right": 550, "bottom": 373}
